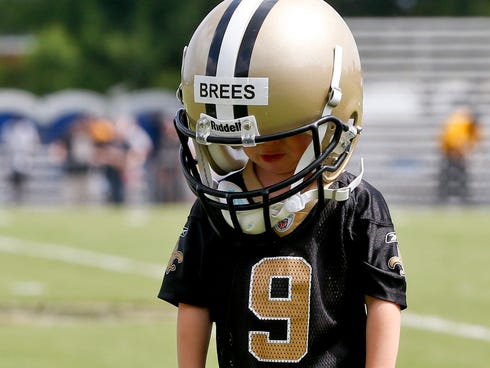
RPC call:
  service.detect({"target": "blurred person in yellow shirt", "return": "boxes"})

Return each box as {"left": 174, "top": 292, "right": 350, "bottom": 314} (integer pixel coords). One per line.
{"left": 438, "top": 107, "right": 483, "bottom": 203}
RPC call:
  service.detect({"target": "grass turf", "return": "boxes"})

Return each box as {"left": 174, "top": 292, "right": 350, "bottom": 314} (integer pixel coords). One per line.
{"left": 1, "top": 205, "right": 489, "bottom": 367}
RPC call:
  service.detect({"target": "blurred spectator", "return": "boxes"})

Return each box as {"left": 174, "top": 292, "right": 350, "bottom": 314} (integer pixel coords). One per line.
{"left": 1, "top": 118, "right": 40, "bottom": 204}
{"left": 89, "top": 117, "right": 127, "bottom": 204}
{"left": 142, "top": 113, "right": 185, "bottom": 203}
{"left": 91, "top": 116, "right": 152, "bottom": 205}
{"left": 438, "top": 107, "right": 483, "bottom": 204}
{"left": 156, "top": 114, "right": 186, "bottom": 202}
{"left": 49, "top": 117, "right": 95, "bottom": 205}
{"left": 117, "top": 116, "right": 153, "bottom": 204}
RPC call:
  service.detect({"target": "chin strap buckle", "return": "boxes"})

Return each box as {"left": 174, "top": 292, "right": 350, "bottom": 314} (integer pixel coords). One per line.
{"left": 324, "top": 158, "right": 364, "bottom": 201}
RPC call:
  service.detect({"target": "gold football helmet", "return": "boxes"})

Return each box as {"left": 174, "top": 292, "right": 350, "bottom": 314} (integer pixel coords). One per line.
{"left": 175, "top": 0, "right": 363, "bottom": 237}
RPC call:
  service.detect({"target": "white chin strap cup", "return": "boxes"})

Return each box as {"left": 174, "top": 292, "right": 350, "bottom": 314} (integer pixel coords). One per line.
{"left": 216, "top": 158, "right": 364, "bottom": 235}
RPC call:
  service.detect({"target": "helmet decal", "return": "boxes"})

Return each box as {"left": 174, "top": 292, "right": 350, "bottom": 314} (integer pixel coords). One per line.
{"left": 194, "top": 75, "right": 269, "bottom": 106}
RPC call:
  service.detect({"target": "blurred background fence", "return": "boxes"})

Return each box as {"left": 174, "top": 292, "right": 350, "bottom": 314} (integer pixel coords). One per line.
{"left": 0, "top": 17, "right": 489, "bottom": 206}
{"left": 349, "top": 17, "right": 490, "bottom": 205}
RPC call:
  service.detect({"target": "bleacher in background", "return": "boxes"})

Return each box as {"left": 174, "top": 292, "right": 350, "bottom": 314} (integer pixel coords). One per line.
{"left": 0, "top": 89, "right": 182, "bottom": 205}
{"left": 1, "top": 17, "right": 489, "bottom": 206}
{"left": 346, "top": 17, "right": 490, "bottom": 205}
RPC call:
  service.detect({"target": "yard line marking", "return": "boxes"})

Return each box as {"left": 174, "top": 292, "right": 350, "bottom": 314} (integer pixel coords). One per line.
{"left": 0, "top": 235, "right": 164, "bottom": 279}
{"left": 2, "top": 234, "right": 490, "bottom": 342}
{"left": 402, "top": 312, "right": 490, "bottom": 342}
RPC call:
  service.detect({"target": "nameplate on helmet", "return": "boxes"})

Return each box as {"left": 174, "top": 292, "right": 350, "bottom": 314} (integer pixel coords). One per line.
{"left": 194, "top": 75, "right": 268, "bottom": 105}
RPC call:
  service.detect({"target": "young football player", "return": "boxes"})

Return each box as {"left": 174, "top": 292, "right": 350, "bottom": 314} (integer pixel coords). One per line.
{"left": 158, "top": 0, "right": 407, "bottom": 367}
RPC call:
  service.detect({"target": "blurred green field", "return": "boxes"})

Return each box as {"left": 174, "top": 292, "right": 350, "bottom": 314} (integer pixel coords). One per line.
{"left": 1, "top": 204, "right": 489, "bottom": 367}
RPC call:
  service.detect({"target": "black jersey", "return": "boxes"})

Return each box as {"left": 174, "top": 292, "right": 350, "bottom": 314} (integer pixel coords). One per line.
{"left": 159, "top": 172, "right": 407, "bottom": 367}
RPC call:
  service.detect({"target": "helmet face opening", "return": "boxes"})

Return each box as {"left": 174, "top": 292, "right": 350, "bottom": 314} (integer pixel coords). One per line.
{"left": 175, "top": 108, "right": 358, "bottom": 238}
{"left": 175, "top": 0, "right": 363, "bottom": 237}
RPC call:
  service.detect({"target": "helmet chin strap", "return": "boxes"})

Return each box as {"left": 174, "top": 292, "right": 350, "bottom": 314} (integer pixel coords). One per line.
{"left": 194, "top": 143, "right": 218, "bottom": 188}
{"left": 217, "top": 158, "right": 364, "bottom": 234}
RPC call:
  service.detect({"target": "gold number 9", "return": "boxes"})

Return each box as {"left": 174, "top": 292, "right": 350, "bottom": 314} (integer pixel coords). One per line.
{"left": 248, "top": 257, "right": 312, "bottom": 363}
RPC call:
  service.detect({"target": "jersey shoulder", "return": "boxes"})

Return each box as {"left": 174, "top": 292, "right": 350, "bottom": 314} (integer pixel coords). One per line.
{"left": 336, "top": 171, "right": 393, "bottom": 224}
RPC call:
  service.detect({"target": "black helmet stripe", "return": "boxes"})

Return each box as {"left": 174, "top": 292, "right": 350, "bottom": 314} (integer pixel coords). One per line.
{"left": 205, "top": 0, "right": 279, "bottom": 120}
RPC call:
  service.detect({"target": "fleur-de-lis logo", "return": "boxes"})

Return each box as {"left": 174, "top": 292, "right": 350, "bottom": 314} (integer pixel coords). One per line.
{"left": 166, "top": 247, "right": 184, "bottom": 275}
{"left": 388, "top": 256, "right": 405, "bottom": 276}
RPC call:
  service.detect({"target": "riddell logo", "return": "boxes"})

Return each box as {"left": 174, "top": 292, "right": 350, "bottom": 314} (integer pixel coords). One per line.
{"left": 194, "top": 75, "right": 268, "bottom": 105}
{"left": 211, "top": 121, "right": 242, "bottom": 133}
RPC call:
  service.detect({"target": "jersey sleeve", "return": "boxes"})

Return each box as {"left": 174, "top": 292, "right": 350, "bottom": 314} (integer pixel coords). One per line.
{"left": 157, "top": 200, "right": 212, "bottom": 308}
{"left": 352, "top": 180, "right": 407, "bottom": 309}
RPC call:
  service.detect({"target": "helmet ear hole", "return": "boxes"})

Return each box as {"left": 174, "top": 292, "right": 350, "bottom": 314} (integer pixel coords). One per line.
{"left": 350, "top": 112, "right": 361, "bottom": 128}
{"left": 322, "top": 121, "right": 338, "bottom": 149}
{"left": 349, "top": 112, "right": 362, "bottom": 144}
{"left": 321, "top": 113, "right": 361, "bottom": 182}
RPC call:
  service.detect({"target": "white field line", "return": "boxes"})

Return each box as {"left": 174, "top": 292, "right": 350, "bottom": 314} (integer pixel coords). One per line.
{"left": 1, "top": 234, "right": 490, "bottom": 342}
{"left": 0, "top": 234, "right": 164, "bottom": 279}
{"left": 402, "top": 313, "right": 490, "bottom": 342}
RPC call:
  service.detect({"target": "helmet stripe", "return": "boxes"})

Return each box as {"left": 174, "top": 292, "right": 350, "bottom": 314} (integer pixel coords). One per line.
{"left": 234, "top": 0, "right": 279, "bottom": 118}
{"left": 205, "top": 0, "right": 241, "bottom": 118}
{"left": 206, "top": 0, "right": 278, "bottom": 120}
{"left": 206, "top": 0, "right": 241, "bottom": 77}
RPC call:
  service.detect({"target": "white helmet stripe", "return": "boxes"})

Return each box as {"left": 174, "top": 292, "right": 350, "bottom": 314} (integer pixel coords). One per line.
{"left": 233, "top": 0, "right": 279, "bottom": 118}
{"left": 216, "top": 0, "right": 264, "bottom": 119}
{"left": 206, "top": 0, "right": 241, "bottom": 77}
{"left": 206, "top": 0, "right": 279, "bottom": 120}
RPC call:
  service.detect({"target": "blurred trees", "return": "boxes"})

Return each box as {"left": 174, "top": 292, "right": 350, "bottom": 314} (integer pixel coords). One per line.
{"left": 0, "top": 0, "right": 489, "bottom": 94}
{"left": 0, "top": 0, "right": 220, "bottom": 93}
{"left": 329, "top": 0, "right": 490, "bottom": 16}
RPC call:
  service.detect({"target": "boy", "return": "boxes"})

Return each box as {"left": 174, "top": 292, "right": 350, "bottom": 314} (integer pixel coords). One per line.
{"left": 159, "top": 0, "right": 407, "bottom": 367}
